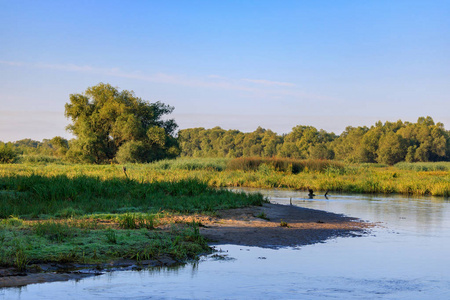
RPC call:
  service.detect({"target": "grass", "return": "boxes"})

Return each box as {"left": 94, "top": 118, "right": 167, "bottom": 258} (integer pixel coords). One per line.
{"left": 280, "top": 220, "right": 289, "bottom": 227}
{"left": 395, "top": 162, "right": 450, "bottom": 172}
{"left": 255, "top": 211, "right": 270, "bottom": 220}
{"left": 149, "top": 157, "right": 229, "bottom": 171}
{"left": 0, "top": 174, "right": 265, "bottom": 218}
{"left": 0, "top": 166, "right": 266, "bottom": 271}
{"left": 0, "top": 216, "right": 210, "bottom": 270}
{"left": 0, "top": 159, "right": 448, "bottom": 272}
{"left": 226, "top": 157, "right": 344, "bottom": 174}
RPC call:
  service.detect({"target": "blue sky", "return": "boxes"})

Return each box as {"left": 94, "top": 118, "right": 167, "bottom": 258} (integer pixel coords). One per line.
{"left": 1, "top": 0, "right": 449, "bottom": 141}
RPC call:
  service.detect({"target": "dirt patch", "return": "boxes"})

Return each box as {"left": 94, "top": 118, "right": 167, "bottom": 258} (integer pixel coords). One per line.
{"left": 199, "top": 203, "right": 372, "bottom": 248}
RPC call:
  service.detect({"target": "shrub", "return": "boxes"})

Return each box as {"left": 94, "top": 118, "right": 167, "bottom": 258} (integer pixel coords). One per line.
{"left": 0, "top": 143, "right": 17, "bottom": 163}
{"left": 19, "top": 155, "right": 63, "bottom": 164}
{"left": 116, "top": 141, "right": 148, "bottom": 164}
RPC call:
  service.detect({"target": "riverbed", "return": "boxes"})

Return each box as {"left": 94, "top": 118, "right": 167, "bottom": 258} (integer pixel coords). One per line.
{"left": 2, "top": 190, "right": 450, "bottom": 299}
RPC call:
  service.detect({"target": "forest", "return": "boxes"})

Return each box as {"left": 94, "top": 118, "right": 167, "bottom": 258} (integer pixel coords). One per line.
{"left": 178, "top": 116, "right": 449, "bottom": 164}
{"left": 1, "top": 116, "right": 449, "bottom": 165}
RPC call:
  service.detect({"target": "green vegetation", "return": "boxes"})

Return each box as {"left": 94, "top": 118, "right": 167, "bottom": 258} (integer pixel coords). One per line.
{"left": 0, "top": 158, "right": 448, "bottom": 272}
{"left": 3, "top": 116, "right": 449, "bottom": 167}
{"left": 256, "top": 211, "right": 269, "bottom": 221}
{"left": 178, "top": 117, "right": 449, "bottom": 165}
{"left": 0, "top": 217, "right": 210, "bottom": 270}
{"left": 226, "top": 157, "right": 344, "bottom": 173}
{"left": 0, "top": 173, "right": 264, "bottom": 218}
{"left": 0, "top": 142, "right": 18, "bottom": 163}
{"left": 64, "top": 83, "right": 179, "bottom": 164}
{"left": 395, "top": 162, "right": 450, "bottom": 172}
{"left": 280, "top": 220, "right": 289, "bottom": 227}
{"left": 0, "top": 168, "right": 266, "bottom": 271}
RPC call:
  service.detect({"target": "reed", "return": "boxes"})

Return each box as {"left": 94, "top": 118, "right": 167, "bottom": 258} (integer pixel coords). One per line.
{"left": 226, "top": 157, "right": 344, "bottom": 174}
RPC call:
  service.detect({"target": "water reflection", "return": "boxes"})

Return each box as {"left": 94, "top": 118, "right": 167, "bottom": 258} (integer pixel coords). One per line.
{"left": 234, "top": 188, "right": 450, "bottom": 234}
{"left": 2, "top": 192, "right": 450, "bottom": 299}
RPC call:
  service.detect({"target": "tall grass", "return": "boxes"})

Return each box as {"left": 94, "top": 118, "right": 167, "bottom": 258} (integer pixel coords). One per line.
{"left": 395, "top": 162, "right": 450, "bottom": 172}
{"left": 149, "top": 157, "right": 229, "bottom": 171}
{"left": 0, "top": 174, "right": 265, "bottom": 218}
{"left": 226, "top": 157, "right": 344, "bottom": 174}
{"left": 0, "top": 161, "right": 448, "bottom": 202}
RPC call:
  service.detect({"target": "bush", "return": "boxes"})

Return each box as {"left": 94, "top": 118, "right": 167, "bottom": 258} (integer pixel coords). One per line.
{"left": 19, "top": 155, "right": 63, "bottom": 164}
{"left": 0, "top": 143, "right": 17, "bottom": 163}
{"left": 116, "top": 141, "right": 148, "bottom": 164}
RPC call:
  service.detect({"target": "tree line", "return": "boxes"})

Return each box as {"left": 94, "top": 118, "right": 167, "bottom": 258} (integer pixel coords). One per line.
{"left": 178, "top": 116, "right": 450, "bottom": 165}
{"left": 1, "top": 84, "right": 449, "bottom": 165}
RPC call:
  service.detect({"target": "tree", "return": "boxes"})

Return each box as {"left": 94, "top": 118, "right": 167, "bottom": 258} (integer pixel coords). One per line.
{"left": 65, "top": 83, "right": 179, "bottom": 163}
{"left": 0, "top": 142, "right": 17, "bottom": 163}
{"left": 376, "top": 132, "right": 406, "bottom": 165}
{"left": 49, "top": 136, "right": 69, "bottom": 157}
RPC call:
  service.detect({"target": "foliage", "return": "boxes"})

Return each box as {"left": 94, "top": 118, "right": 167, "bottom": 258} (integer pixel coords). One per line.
{"left": 226, "top": 157, "right": 344, "bottom": 174}
{"left": 2, "top": 161, "right": 448, "bottom": 201}
{"left": 19, "top": 155, "right": 64, "bottom": 164}
{"left": 64, "top": 83, "right": 179, "bottom": 163}
{"left": 0, "top": 218, "right": 211, "bottom": 269}
{"left": 0, "top": 142, "right": 18, "bottom": 163}
{"left": 395, "top": 162, "right": 450, "bottom": 172}
{"left": 178, "top": 117, "right": 449, "bottom": 164}
{"left": 149, "top": 157, "right": 229, "bottom": 171}
{"left": 0, "top": 171, "right": 266, "bottom": 218}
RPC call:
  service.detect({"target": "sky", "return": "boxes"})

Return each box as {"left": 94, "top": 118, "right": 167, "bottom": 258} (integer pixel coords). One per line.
{"left": 1, "top": 0, "right": 449, "bottom": 142}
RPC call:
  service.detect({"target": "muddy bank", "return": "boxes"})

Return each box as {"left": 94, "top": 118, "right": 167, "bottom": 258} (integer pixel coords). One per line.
{"left": 1, "top": 203, "right": 371, "bottom": 288}
{"left": 199, "top": 203, "right": 371, "bottom": 248}
{"left": 0, "top": 256, "right": 178, "bottom": 288}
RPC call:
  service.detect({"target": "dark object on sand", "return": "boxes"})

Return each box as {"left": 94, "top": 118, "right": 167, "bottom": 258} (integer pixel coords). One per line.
{"left": 308, "top": 189, "right": 315, "bottom": 198}
{"left": 324, "top": 190, "right": 329, "bottom": 199}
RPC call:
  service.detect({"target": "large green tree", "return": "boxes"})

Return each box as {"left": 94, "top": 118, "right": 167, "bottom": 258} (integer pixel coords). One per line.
{"left": 65, "top": 83, "right": 179, "bottom": 163}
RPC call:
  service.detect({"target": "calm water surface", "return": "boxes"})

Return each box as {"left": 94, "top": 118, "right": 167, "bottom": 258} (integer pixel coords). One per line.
{"left": 2, "top": 190, "right": 450, "bottom": 299}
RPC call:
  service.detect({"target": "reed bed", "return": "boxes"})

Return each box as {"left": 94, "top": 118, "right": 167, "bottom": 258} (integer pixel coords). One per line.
{"left": 0, "top": 159, "right": 450, "bottom": 198}
{"left": 0, "top": 173, "right": 264, "bottom": 218}
{"left": 395, "top": 162, "right": 450, "bottom": 172}
{"left": 226, "top": 157, "right": 344, "bottom": 174}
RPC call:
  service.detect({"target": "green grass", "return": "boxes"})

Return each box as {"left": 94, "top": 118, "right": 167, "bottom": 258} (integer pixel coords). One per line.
{"left": 149, "top": 157, "right": 229, "bottom": 171}
{"left": 0, "top": 174, "right": 265, "bottom": 218}
{"left": 0, "top": 216, "right": 210, "bottom": 270}
{"left": 0, "top": 164, "right": 267, "bottom": 271}
{"left": 226, "top": 157, "right": 344, "bottom": 174}
{"left": 395, "top": 162, "right": 450, "bottom": 172}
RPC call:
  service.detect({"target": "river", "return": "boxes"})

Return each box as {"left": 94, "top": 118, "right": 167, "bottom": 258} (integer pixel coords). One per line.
{"left": 2, "top": 190, "right": 450, "bottom": 299}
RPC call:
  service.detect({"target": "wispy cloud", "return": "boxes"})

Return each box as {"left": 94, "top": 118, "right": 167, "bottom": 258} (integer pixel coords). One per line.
{"left": 242, "top": 78, "right": 296, "bottom": 87}
{"left": 0, "top": 60, "right": 25, "bottom": 67}
{"left": 0, "top": 60, "right": 332, "bottom": 101}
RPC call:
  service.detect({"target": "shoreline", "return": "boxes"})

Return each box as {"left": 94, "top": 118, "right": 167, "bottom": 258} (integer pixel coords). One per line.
{"left": 200, "top": 203, "right": 371, "bottom": 248}
{"left": 0, "top": 203, "right": 372, "bottom": 288}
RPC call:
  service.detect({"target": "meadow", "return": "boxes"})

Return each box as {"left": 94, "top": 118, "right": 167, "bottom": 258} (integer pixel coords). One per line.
{"left": 0, "top": 163, "right": 265, "bottom": 271}
{"left": 0, "top": 157, "right": 448, "bottom": 272}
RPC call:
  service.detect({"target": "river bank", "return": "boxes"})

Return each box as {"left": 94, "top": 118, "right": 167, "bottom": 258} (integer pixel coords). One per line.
{"left": 0, "top": 203, "right": 370, "bottom": 288}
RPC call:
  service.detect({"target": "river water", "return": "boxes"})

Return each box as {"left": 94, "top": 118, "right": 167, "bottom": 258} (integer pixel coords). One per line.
{"left": 2, "top": 190, "right": 450, "bottom": 299}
